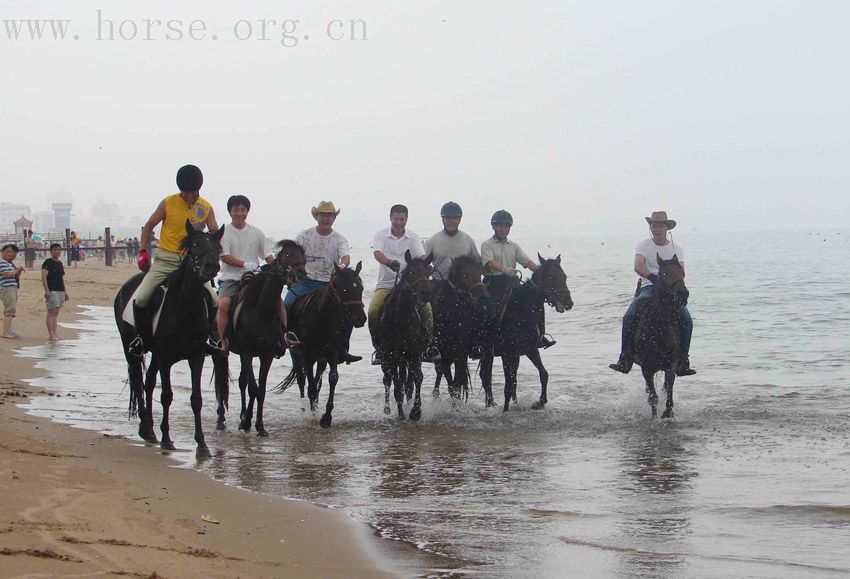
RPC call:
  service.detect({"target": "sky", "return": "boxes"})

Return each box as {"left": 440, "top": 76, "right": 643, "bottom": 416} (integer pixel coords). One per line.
{"left": 1, "top": 0, "right": 848, "bottom": 241}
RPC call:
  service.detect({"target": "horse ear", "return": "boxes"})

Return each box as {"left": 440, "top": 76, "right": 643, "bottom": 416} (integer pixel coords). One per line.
{"left": 555, "top": 254, "right": 561, "bottom": 265}
{"left": 354, "top": 260, "right": 362, "bottom": 275}
{"left": 185, "top": 219, "right": 194, "bottom": 237}
{"left": 424, "top": 252, "right": 433, "bottom": 265}
{"left": 671, "top": 253, "right": 679, "bottom": 263}
{"left": 538, "top": 252, "right": 544, "bottom": 264}
{"left": 212, "top": 225, "right": 225, "bottom": 242}
{"left": 404, "top": 249, "right": 412, "bottom": 264}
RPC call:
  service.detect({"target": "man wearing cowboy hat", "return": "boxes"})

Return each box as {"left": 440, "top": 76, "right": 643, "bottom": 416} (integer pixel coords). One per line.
{"left": 285, "top": 200, "right": 361, "bottom": 363}
{"left": 609, "top": 211, "right": 696, "bottom": 376}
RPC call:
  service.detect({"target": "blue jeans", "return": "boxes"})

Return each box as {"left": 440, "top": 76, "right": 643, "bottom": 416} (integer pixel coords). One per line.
{"left": 283, "top": 279, "right": 328, "bottom": 312}
{"left": 621, "top": 285, "right": 692, "bottom": 357}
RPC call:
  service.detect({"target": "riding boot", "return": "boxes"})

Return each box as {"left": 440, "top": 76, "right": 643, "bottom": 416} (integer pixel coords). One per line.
{"left": 129, "top": 303, "right": 149, "bottom": 357}
{"left": 535, "top": 304, "right": 555, "bottom": 349}
{"left": 609, "top": 353, "right": 633, "bottom": 374}
{"left": 676, "top": 356, "right": 697, "bottom": 376}
{"left": 342, "top": 352, "right": 363, "bottom": 364}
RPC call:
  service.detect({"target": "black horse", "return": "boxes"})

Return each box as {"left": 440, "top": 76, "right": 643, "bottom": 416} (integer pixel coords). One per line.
{"left": 114, "top": 221, "right": 225, "bottom": 456}
{"left": 279, "top": 263, "right": 367, "bottom": 428}
{"left": 634, "top": 254, "right": 689, "bottom": 418}
{"left": 375, "top": 250, "right": 433, "bottom": 420}
{"left": 432, "top": 255, "right": 489, "bottom": 401}
{"left": 480, "top": 255, "right": 574, "bottom": 411}
{"left": 221, "top": 240, "right": 306, "bottom": 436}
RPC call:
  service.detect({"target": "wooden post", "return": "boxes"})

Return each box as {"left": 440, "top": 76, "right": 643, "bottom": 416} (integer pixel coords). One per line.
{"left": 105, "top": 227, "right": 113, "bottom": 266}
{"left": 65, "top": 228, "right": 71, "bottom": 265}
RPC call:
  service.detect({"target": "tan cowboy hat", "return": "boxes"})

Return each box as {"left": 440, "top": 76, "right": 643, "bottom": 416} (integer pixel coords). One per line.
{"left": 311, "top": 200, "right": 341, "bottom": 219}
{"left": 645, "top": 211, "right": 676, "bottom": 229}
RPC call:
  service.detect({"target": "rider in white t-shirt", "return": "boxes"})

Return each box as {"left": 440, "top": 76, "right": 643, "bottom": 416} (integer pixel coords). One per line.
{"left": 609, "top": 211, "right": 695, "bottom": 376}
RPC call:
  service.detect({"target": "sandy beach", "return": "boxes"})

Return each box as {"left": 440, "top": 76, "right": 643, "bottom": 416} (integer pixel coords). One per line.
{"left": 0, "top": 259, "right": 395, "bottom": 578}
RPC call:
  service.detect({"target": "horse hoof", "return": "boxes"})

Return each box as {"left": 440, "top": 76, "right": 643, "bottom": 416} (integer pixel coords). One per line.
{"left": 196, "top": 446, "right": 212, "bottom": 459}
{"left": 432, "top": 389, "right": 440, "bottom": 399}
{"left": 383, "top": 406, "right": 391, "bottom": 416}
{"left": 238, "top": 420, "right": 251, "bottom": 432}
{"left": 662, "top": 409, "right": 674, "bottom": 419}
{"left": 319, "top": 414, "right": 332, "bottom": 429}
{"left": 215, "top": 421, "right": 226, "bottom": 431}
{"left": 410, "top": 407, "right": 421, "bottom": 421}
{"left": 160, "top": 441, "right": 176, "bottom": 451}
{"left": 257, "top": 429, "right": 269, "bottom": 438}
{"left": 531, "top": 400, "right": 546, "bottom": 410}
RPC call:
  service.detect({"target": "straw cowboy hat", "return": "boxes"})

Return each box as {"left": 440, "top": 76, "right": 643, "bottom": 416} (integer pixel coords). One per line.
{"left": 645, "top": 211, "right": 676, "bottom": 230}
{"left": 311, "top": 200, "right": 341, "bottom": 219}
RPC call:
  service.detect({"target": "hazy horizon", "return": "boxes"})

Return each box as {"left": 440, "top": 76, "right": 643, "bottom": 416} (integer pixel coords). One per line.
{"left": 2, "top": 1, "right": 848, "bottom": 238}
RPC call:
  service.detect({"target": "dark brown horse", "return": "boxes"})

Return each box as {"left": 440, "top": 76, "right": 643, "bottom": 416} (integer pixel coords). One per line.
{"left": 113, "top": 221, "right": 225, "bottom": 457}
{"left": 432, "top": 255, "right": 489, "bottom": 401}
{"left": 279, "top": 263, "right": 367, "bottom": 428}
{"left": 634, "top": 254, "right": 689, "bottom": 418}
{"left": 375, "top": 250, "right": 433, "bottom": 420}
{"left": 480, "top": 255, "right": 573, "bottom": 411}
{"left": 220, "top": 240, "right": 306, "bottom": 436}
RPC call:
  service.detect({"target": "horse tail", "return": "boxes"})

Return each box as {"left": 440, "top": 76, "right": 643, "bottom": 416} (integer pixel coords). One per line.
{"left": 275, "top": 368, "right": 298, "bottom": 393}
{"left": 211, "top": 352, "right": 230, "bottom": 410}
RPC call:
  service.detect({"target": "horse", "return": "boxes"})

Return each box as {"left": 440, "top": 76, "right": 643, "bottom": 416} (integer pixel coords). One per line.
{"left": 479, "top": 254, "right": 573, "bottom": 411}
{"left": 431, "top": 255, "right": 490, "bottom": 401}
{"left": 220, "top": 240, "right": 307, "bottom": 436}
{"left": 279, "top": 263, "right": 367, "bottom": 428}
{"left": 114, "top": 221, "right": 225, "bottom": 457}
{"left": 633, "top": 254, "right": 689, "bottom": 418}
{"left": 375, "top": 250, "right": 434, "bottom": 420}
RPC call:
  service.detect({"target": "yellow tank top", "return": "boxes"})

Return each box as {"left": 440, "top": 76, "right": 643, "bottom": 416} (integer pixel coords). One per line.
{"left": 159, "top": 193, "right": 212, "bottom": 253}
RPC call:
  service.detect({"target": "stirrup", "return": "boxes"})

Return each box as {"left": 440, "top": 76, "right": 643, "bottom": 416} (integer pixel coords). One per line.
{"left": 128, "top": 336, "right": 144, "bottom": 357}
{"left": 422, "top": 345, "right": 442, "bottom": 363}
{"left": 538, "top": 334, "right": 556, "bottom": 349}
{"left": 470, "top": 345, "right": 483, "bottom": 360}
{"left": 205, "top": 338, "right": 223, "bottom": 355}
{"left": 371, "top": 350, "right": 384, "bottom": 366}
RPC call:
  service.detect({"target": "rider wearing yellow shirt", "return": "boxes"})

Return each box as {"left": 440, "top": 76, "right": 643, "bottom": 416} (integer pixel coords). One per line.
{"left": 128, "top": 165, "right": 219, "bottom": 356}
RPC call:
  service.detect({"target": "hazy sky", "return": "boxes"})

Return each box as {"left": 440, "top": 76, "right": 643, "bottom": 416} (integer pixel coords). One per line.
{"left": 2, "top": 0, "right": 848, "bottom": 240}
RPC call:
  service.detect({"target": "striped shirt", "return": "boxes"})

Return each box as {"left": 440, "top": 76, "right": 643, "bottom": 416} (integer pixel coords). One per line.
{"left": 0, "top": 259, "right": 19, "bottom": 288}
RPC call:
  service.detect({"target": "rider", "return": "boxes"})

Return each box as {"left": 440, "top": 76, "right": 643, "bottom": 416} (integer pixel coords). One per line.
{"left": 609, "top": 211, "right": 696, "bottom": 376}
{"left": 481, "top": 209, "right": 556, "bottom": 350}
{"left": 215, "top": 194, "right": 293, "bottom": 354}
{"left": 285, "top": 201, "right": 362, "bottom": 364}
{"left": 129, "top": 164, "right": 219, "bottom": 356}
{"left": 368, "top": 204, "right": 440, "bottom": 365}
{"left": 423, "top": 201, "right": 480, "bottom": 290}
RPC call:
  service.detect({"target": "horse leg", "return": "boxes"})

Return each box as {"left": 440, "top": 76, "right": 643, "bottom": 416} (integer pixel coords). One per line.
{"left": 643, "top": 367, "right": 659, "bottom": 418}
{"left": 402, "top": 360, "right": 413, "bottom": 402}
{"left": 409, "top": 358, "right": 423, "bottom": 422}
{"left": 526, "top": 348, "right": 549, "bottom": 410}
{"left": 393, "top": 360, "right": 406, "bottom": 420}
{"left": 158, "top": 362, "right": 176, "bottom": 450}
{"left": 661, "top": 370, "right": 675, "bottom": 419}
{"left": 189, "top": 355, "right": 210, "bottom": 458}
{"left": 306, "top": 362, "right": 319, "bottom": 413}
{"left": 502, "top": 354, "right": 520, "bottom": 412}
{"left": 479, "top": 349, "right": 495, "bottom": 408}
{"left": 238, "top": 355, "right": 253, "bottom": 431}
{"left": 142, "top": 356, "right": 159, "bottom": 443}
{"left": 382, "top": 360, "right": 393, "bottom": 415}
{"left": 459, "top": 357, "right": 470, "bottom": 403}
{"left": 255, "top": 356, "right": 273, "bottom": 437}
{"left": 433, "top": 362, "right": 443, "bottom": 399}
{"left": 319, "top": 363, "right": 338, "bottom": 428}
{"left": 129, "top": 358, "right": 155, "bottom": 443}
{"left": 212, "top": 352, "right": 229, "bottom": 430}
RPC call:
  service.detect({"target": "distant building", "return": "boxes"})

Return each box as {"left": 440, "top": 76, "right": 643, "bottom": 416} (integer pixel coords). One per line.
{"left": 0, "top": 202, "right": 32, "bottom": 234}
{"left": 52, "top": 203, "right": 72, "bottom": 231}
{"left": 91, "top": 196, "right": 121, "bottom": 228}
{"left": 32, "top": 211, "right": 55, "bottom": 232}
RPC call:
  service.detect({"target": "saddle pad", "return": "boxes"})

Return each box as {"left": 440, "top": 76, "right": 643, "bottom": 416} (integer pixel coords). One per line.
{"left": 121, "top": 285, "right": 168, "bottom": 335}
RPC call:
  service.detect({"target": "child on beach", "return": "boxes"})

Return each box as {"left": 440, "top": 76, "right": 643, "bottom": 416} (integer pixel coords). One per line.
{"left": 41, "top": 243, "right": 70, "bottom": 341}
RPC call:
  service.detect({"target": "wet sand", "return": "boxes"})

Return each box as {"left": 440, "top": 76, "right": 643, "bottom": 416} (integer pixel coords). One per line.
{"left": 0, "top": 260, "right": 395, "bottom": 578}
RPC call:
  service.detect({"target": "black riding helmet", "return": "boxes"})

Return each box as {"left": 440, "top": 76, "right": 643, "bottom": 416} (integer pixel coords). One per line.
{"left": 491, "top": 209, "right": 513, "bottom": 226}
{"left": 176, "top": 164, "right": 203, "bottom": 192}
{"left": 440, "top": 201, "right": 463, "bottom": 217}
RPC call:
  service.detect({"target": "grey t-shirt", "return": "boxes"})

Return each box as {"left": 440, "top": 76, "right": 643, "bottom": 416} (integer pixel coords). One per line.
{"left": 424, "top": 229, "right": 480, "bottom": 280}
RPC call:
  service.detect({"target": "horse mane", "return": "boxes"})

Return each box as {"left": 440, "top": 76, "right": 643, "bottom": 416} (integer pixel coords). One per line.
{"left": 448, "top": 255, "right": 480, "bottom": 284}
{"left": 275, "top": 238, "right": 303, "bottom": 253}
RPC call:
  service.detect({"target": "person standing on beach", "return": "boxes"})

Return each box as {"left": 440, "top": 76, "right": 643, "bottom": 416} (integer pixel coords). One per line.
{"left": 285, "top": 200, "right": 361, "bottom": 364}
{"left": 128, "top": 164, "right": 220, "bottom": 356}
{"left": 1, "top": 244, "right": 25, "bottom": 339}
{"left": 609, "top": 210, "right": 696, "bottom": 376}
{"left": 424, "top": 201, "right": 480, "bottom": 289}
{"left": 41, "top": 243, "right": 69, "bottom": 341}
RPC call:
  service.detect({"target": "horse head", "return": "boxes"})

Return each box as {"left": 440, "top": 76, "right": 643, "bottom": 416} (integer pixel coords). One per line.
{"left": 330, "top": 261, "right": 367, "bottom": 327}
{"left": 272, "top": 239, "right": 307, "bottom": 287}
{"left": 447, "top": 255, "right": 488, "bottom": 299}
{"left": 656, "top": 253, "right": 688, "bottom": 307}
{"left": 401, "top": 250, "right": 434, "bottom": 302}
{"left": 532, "top": 253, "right": 573, "bottom": 312}
{"left": 180, "top": 220, "right": 223, "bottom": 282}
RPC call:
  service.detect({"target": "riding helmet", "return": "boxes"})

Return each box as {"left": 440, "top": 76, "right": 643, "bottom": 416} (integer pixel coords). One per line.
{"left": 176, "top": 164, "right": 204, "bottom": 192}
{"left": 491, "top": 210, "right": 513, "bottom": 226}
{"left": 440, "top": 201, "right": 463, "bottom": 217}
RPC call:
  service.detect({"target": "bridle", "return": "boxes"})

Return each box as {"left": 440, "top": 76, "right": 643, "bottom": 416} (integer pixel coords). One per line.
{"left": 327, "top": 268, "right": 364, "bottom": 308}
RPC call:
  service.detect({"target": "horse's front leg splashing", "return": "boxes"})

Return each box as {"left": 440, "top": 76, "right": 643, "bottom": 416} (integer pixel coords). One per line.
{"left": 661, "top": 370, "right": 675, "bottom": 419}
{"left": 382, "top": 360, "right": 393, "bottom": 415}
{"left": 642, "top": 367, "right": 659, "bottom": 418}
{"left": 320, "top": 363, "right": 338, "bottom": 428}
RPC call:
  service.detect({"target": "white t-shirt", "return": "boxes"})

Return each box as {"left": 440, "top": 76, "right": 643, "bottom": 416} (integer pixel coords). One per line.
{"left": 635, "top": 238, "right": 685, "bottom": 286}
{"left": 219, "top": 223, "right": 272, "bottom": 281}
{"left": 296, "top": 227, "right": 350, "bottom": 282}
{"left": 372, "top": 227, "right": 425, "bottom": 289}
